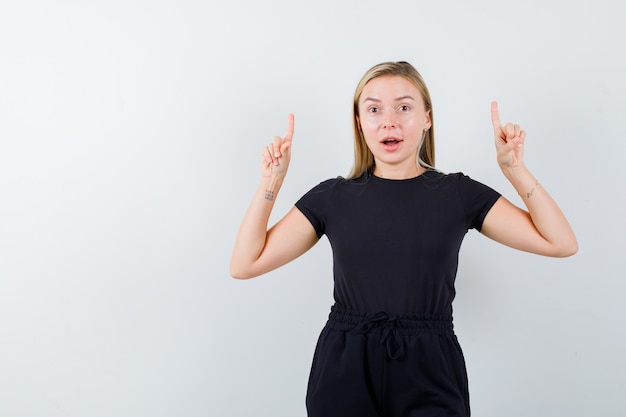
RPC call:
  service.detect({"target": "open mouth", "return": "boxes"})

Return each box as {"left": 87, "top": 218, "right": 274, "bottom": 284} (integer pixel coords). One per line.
{"left": 382, "top": 139, "right": 401, "bottom": 145}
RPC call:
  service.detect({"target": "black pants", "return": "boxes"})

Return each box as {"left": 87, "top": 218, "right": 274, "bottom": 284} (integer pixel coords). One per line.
{"left": 306, "top": 305, "right": 470, "bottom": 417}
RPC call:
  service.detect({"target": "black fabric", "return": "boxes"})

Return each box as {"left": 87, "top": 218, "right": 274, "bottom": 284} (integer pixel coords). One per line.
{"left": 306, "top": 305, "right": 470, "bottom": 417}
{"left": 295, "top": 169, "right": 501, "bottom": 316}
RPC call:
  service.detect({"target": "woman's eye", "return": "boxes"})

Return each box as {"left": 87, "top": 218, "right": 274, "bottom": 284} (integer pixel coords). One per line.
{"left": 398, "top": 105, "right": 410, "bottom": 112}
{"left": 368, "top": 107, "right": 379, "bottom": 113}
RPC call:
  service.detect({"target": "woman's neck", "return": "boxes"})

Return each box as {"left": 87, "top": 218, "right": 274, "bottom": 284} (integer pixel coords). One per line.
{"left": 372, "top": 164, "right": 425, "bottom": 180}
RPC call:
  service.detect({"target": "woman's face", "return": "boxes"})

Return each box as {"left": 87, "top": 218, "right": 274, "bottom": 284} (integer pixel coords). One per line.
{"left": 358, "top": 75, "right": 431, "bottom": 178}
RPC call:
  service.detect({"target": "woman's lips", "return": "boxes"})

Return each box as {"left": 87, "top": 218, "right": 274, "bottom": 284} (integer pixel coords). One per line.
{"left": 381, "top": 138, "right": 403, "bottom": 151}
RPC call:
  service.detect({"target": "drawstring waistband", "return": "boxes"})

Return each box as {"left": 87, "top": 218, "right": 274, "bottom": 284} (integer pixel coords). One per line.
{"left": 327, "top": 305, "right": 454, "bottom": 360}
{"left": 358, "top": 312, "right": 405, "bottom": 359}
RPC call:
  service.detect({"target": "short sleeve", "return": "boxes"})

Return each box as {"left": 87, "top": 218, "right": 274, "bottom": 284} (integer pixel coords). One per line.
{"left": 454, "top": 173, "right": 501, "bottom": 231}
{"left": 294, "top": 178, "right": 342, "bottom": 238}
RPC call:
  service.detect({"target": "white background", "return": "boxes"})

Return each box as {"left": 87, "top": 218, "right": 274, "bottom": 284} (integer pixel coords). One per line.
{"left": 1, "top": 0, "right": 624, "bottom": 416}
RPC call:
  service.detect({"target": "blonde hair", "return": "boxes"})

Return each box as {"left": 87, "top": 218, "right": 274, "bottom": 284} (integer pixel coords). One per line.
{"left": 348, "top": 61, "right": 435, "bottom": 179}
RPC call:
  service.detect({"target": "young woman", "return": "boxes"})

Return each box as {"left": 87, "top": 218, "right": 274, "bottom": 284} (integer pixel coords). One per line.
{"left": 230, "top": 61, "right": 577, "bottom": 417}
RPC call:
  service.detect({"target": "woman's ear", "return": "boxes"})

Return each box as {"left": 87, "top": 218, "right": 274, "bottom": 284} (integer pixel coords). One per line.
{"left": 424, "top": 111, "right": 432, "bottom": 130}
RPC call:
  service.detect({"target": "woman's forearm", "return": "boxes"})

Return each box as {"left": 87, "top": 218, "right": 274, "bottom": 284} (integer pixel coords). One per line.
{"left": 230, "top": 176, "right": 285, "bottom": 278}
{"left": 502, "top": 164, "right": 578, "bottom": 256}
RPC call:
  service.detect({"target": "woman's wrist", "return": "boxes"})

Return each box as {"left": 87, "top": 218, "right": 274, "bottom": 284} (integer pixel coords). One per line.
{"left": 260, "top": 176, "right": 284, "bottom": 202}
{"left": 500, "top": 164, "right": 539, "bottom": 198}
{"left": 500, "top": 163, "right": 530, "bottom": 182}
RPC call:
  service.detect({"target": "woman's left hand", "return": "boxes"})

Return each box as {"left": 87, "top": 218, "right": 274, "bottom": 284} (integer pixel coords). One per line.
{"left": 491, "top": 101, "right": 526, "bottom": 170}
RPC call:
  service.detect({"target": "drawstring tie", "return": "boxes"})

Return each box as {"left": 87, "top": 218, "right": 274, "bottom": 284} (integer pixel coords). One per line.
{"left": 358, "top": 312, "right": 405, "bottom": 359}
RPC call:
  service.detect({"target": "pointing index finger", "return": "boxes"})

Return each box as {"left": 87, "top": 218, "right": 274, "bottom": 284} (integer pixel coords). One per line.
{"left": 284, "top": 113, "right": 295, "bottom": 142}
{"left": 490, "top": 101, "right": 501, "bottom": 132}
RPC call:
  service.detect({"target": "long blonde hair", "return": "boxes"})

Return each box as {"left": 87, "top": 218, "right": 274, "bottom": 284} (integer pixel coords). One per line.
{"left": 348, "top": 61, "right": 435, "bottom": 179}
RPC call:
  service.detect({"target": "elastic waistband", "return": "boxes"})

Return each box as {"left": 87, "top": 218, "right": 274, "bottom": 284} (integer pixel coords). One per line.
{"left": 326, "top": 305, "right": 454, "bottom": 360}
{"left": 328, "top": 304, "right": 454, "bottom": 331}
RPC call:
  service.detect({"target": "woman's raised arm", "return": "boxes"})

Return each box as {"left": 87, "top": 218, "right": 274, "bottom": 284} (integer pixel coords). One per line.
{"left": 230, "top": 114, "right": 319, "bottom": 279}
{"left": 480, "top": 102, "right": 578, "bottom": 257}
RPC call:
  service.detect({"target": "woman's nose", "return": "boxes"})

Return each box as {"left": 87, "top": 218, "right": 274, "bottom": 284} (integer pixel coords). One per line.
{"left": 382, "top": 114, "right": 397, "bottom": 128}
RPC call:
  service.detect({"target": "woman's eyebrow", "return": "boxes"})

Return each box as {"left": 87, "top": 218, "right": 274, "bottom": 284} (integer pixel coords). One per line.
{"left": 361, "top": 95, "right": 416, "bottom": 103}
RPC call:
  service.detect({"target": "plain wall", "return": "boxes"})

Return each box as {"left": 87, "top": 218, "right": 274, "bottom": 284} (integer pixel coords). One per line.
{"left": 1, "top": 0, "right": 624, "bottom": 416}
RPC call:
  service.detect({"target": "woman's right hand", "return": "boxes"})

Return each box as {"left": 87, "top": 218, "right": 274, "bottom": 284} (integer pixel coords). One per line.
{"left": 261, "top": 114, "right": 294, "bottom": 179}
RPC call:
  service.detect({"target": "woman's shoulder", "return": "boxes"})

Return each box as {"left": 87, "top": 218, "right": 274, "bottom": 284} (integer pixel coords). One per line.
{"left": 420, "top": 169, "right": 496, "bottom": 194}
{"left": 298, "top": 176, "right": 345, "bottom": 198}
{"left": 300, "top": 174, "right": 374, "bottom": 202}
{"left": 420, "top": 168, "right": 457, "bottom": 186}
{"left": 424, "top": 169, "right": 481, "bottom": 183}
{"left": 308, "top": 176, "right": 345, "bottom": 189}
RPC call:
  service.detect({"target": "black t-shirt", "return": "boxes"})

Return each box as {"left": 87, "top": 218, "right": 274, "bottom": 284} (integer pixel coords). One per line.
{"left": 295, "top": 169, "right": 501, "bottom": 316}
